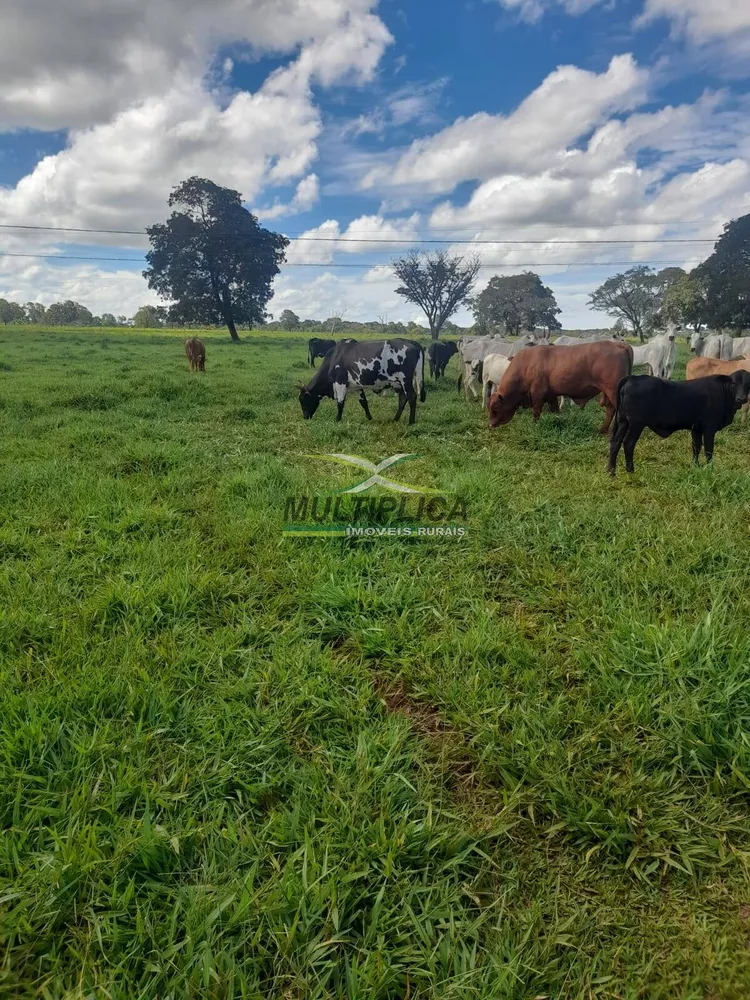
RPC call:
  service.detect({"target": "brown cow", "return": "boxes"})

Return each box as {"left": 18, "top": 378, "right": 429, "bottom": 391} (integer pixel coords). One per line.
{"left": 185, "top": 337, "right": 206, "bottom": 372}
{"left": 488, "top": 341, "right": 633, "bottom": 434}
{"left": 687, "top": 356, "right": 750, "bottom": 423}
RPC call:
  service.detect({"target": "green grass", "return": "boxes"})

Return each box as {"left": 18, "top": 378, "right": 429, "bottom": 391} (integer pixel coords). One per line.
{"left": 2, "top": 326, "right": 750, "bottom": 998}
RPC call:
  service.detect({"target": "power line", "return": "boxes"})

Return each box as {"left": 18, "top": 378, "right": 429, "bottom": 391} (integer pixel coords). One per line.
{"left": 0, "top": 250, "right": 699, "bottom": 267}
{"left": 0, "top": 221, "right": 718, "bottom": 245}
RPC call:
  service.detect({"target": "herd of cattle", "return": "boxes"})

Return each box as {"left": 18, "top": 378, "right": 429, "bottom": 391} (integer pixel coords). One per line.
{"left": 185, "top": 330, "right": 750, "bottom": 473}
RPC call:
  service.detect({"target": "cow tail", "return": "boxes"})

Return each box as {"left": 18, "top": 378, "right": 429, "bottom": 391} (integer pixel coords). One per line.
{"left": 611, "top": 375, "right": 629, "bottom": 438}
{"left": 418, "top": 349, "right": 426, "bottom": 402}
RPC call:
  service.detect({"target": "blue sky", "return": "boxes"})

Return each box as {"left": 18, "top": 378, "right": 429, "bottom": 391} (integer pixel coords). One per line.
{"left": 0, "top": 0, "right": 749, "bottom": 326}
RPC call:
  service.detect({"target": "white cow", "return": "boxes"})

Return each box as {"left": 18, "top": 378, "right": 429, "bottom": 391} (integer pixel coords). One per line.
{"left": 481, "top": 353, "right": 512, "bottom": 408}
{"left": 553, "top": 333, "right": 625, "bottom": 347}
{"left": 459, "top": 334, "right": 535, "bottom": 400}
{"left": 690, "top": 331, "right": 734, "bottom": 360}
{"left": 729, "top": 337, "right": 750, "bottom": 360}
{"left": 631, "top": 330, "right": 677, "bottom": 379}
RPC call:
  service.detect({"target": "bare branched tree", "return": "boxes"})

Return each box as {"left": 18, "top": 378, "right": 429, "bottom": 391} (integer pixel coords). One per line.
{"left": 392, "top": 249, "right": 481, "bottom": 340}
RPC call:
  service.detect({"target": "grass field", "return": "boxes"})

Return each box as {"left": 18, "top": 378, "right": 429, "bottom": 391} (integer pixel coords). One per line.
{"left": 3, "top": 325, "right": 750, "bottom": 999}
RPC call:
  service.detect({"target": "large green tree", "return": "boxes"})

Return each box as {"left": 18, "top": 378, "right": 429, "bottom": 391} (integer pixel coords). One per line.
{"left": 279, "top": 309, "right": 300, "bottom": 330}
{"left": 144, "top": 177, "right": 289, "bottom": 342}
{"left": 46, "top": 300, "right": 94, "bottom": 326}
{"left": 0, "top": 299, "right": 25, "bottom": 324}
{"left": 662, "top": 272, "right": 707, "bottom": 332}
{"left": 132, "top": 305, "right": 167, "bottom": 328}
{"left": 472, "top": 272, "right": 561, "bottom": 335}
{"left": 24, "top": 302, "right": 46, "bottom": 324}
{"left": 694, "top": 214, "right": 750, "bottom": 331}
{"left": 392, "top": 249, "right": 480, "bottom": 340}
{"left": 588, "top": 266, "right": 661, "bottom": 342}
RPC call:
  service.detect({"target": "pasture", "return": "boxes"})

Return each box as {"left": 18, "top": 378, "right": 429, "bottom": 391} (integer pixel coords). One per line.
{"left": 2, "top": 326, "right": 750, "bottom": 998}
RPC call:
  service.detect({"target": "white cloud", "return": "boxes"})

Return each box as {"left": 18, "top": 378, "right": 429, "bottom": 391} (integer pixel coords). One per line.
{"left": 256, "top": 173, "right": 321, "bottom": 220}
{"left": 0, "top": 255, "right": 159, "bottom": 317}
{"left": 361, "top": 55, "right": 648, "bottom": 194}
{"left": 0, "top": 0, "right": 392, "bottom": 130}
{"left": 0, "top": 78, "right": 320, "bottom": 239}
{"left": 286, "top": 213, "right": 420, "bottom": 263}
{"left": 639, "top": 0, "right": 750, "bottom": 53}
{"left": 495, "top": 0, "right": 604, "bottom": 24}
{"left": 426, "top": 93, "right": 744, "bottom": 237}
{"left": 0, "top": 0, "right": 392, "bottom": 238}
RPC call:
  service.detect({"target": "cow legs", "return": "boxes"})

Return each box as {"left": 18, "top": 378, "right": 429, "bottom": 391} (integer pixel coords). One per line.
{"left": 622, "top": 428, "right": 642, "bottom": 474}
{"left": 333, "top": 381, "right": 348, "bottom": 422}
{"left": 600, "top": 394, "right": 616, "bottom": 435}
{"left": 392, "top": 387, "right": 417, "bottom": 424}
{"left": 357, "top": 391, "right": 372, "bottom": 421}
{"left": 407, "top": 387, "right": 417, "bottom": 425}
{"left": 393, "top": 390, "right": 408, "bottom": 422}
{"left": 703, "top": 429, "right": 716, "bottom": 463}
{"left": 691, "top": 429, "right": 703, "bottom": 464}
{"left": 608, "top": 417, "right": 628, "bottom": 475}
{"left": 743, "top": 402, "right": 749, "bottom": 425}
{"left": 482, "top": 381, "right": 492, "bottom": 409}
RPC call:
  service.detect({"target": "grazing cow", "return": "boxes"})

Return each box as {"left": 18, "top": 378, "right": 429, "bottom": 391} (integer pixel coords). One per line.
{"left": 687, "top": 356, "right": 750, "bottom": 424}
{"left": 428, "top": 340, "right": 458, "bottom": 378}
{"left": 608, "top": 371, "right": 750, "bottom": 474}
{"left": 631, "top": 330, "right": 677, "bottom": 379}
{"left": 481, "top": 353, "right": 511, "bottom": 408}
{"left": 298, "top": 338, "right": 425, "bottom": 424}
{"left": 185, "top": 337, "right": 205, "bottom": 372}
{"left": 489, "top": 341, "right": 633, "bottom": 434}
{"left": 459, "top": 334, "right": 535, "bottom": 400}
{"left": 308, "top": 337, "right": 337, "bottom": 367}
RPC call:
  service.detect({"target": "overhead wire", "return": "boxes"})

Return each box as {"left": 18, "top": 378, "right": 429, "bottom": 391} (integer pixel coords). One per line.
{"left": 0, "top": 250, "right": 702, "bottom": 268}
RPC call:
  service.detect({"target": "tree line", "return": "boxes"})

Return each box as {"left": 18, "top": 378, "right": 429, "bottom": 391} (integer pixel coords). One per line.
{"left": 0, "top": 299, "right": 126, "bottom": 327}
{"left": 2, "top": 174, "right": 749, "bottom": 341}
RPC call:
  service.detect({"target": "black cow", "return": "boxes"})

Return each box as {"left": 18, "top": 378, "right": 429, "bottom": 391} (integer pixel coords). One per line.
{"left": 298, "top": 338, "right": 426, "bottom": 424}
{"left": 308, "top": 337, "right": 337, "bottom": 367}
{"left": 608, "top": 371, "right": 750, "bottom": 475}
{"left": 428, "top": 341, "right": 458, "bottom": 379}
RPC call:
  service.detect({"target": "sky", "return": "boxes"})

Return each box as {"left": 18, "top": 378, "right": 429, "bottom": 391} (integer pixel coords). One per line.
{"left": 1, "top": 0, "right": 750, "bottom": 328}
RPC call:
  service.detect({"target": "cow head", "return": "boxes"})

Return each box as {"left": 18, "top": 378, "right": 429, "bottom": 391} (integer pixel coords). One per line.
{"left": 488, "top": 391, "right": 515, "bottom": 428}
{"left": 690, "top": 332, "right": 704, "bottom": 354}
{"left": 297, "top": 385, "right": 321, "bottom": 419}
{"left": 730, "top": 370, "right": 750, "bottom": 408}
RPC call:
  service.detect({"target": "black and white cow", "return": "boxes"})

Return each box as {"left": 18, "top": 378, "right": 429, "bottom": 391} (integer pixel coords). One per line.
{"left": 298, "top": 339, "right": 426, "bottom": 424}
{"left": 307, "top": 337, "right": 338, "bottom": 367}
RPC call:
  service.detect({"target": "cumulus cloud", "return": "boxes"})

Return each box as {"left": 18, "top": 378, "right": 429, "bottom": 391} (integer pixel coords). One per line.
{"left": 639, "top": 0, "right": 750, "bottom": 53}
{"left": 0, "top": 78, "right": 320, "bottom": 239}
{"left": 361, "top": 55, "right": 648, "bottom": 194}
{"left": 0, "top": 0, "right": 392, "bottom": 239}
{"left": 256, "top": 174, "right": 321, "bottom": 220}
{"left": 0, "top": 0, "right": 392, "bottom": 130}
{"left": 0, "top": 254, "right": 160, "bottom": 317}
{"left": 285, "top": 213, "right": 420, "bottom": 263}
{"left": 427, "top": 93, "right": 746, "bottom": 235}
